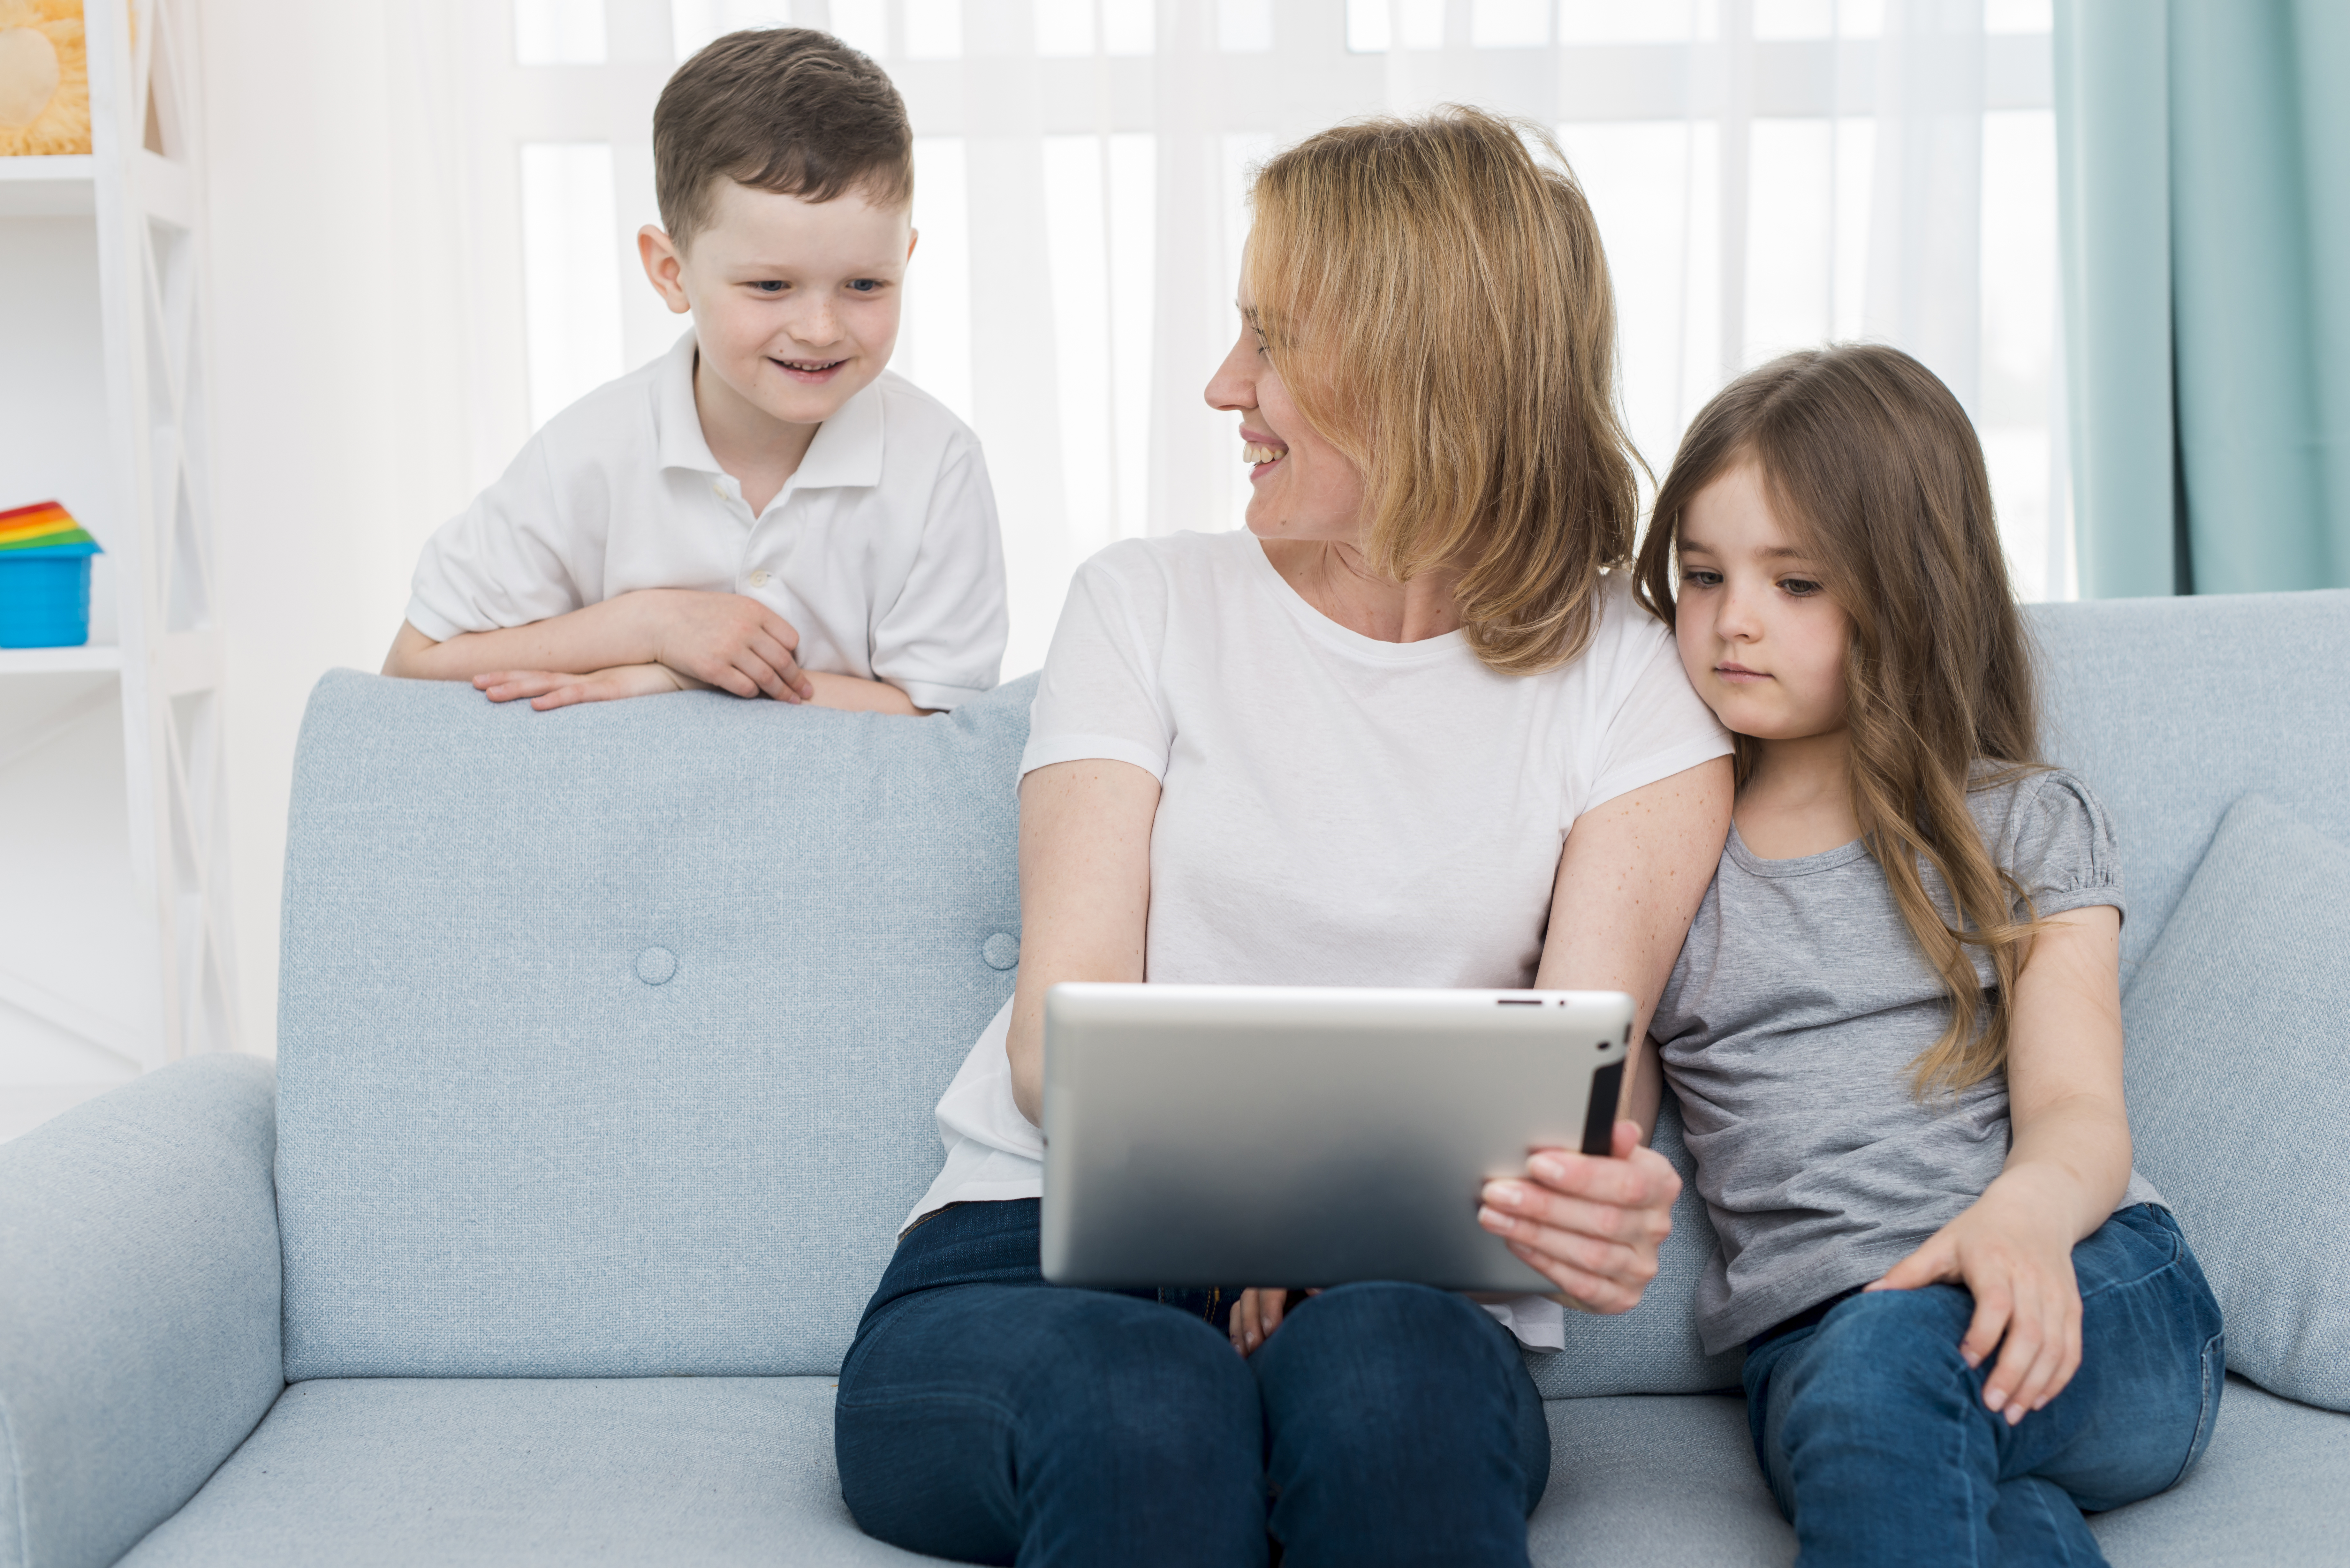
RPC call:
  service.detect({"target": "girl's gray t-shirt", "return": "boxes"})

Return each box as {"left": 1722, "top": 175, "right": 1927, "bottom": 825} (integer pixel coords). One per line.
{"left": 1652, "top": 767, "right": 2165, "bottom": 1355}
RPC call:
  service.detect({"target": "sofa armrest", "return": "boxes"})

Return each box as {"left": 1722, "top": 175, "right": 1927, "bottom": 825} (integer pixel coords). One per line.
{"left": 0, "top": 1055, "right": 284, "bottom": 1568}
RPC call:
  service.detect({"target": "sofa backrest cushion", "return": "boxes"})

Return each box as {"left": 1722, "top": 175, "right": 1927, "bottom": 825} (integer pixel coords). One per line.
{"left": 276, "top": 673, "right": 1030, "bottom": 1379}
{"left": 2025, "top": 589, "right": 2350, "bottom": 986}
{"left": 1521, "top": 1085, "right": 1745, "bottom": 1396}
{"left": 2120, "top": 795, "right": 2350, "bottom": 1412}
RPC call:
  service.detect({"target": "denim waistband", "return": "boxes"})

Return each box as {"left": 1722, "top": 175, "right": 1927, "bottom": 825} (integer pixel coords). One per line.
{"left": 860, "top": 1198, "right": 1239, "bottom": 1338}
{"left": 1749, "top": 1285, "right": 1868, "bottom": 1353}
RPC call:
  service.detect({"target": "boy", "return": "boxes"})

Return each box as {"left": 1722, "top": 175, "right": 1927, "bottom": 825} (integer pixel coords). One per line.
{"left": 384, "top": 29, "right": 1005, "bottom": 715}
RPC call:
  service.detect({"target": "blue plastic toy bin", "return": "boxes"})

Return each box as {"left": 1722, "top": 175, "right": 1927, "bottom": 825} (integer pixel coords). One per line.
{"left": 0, "top": 539, "right": 102, "bottom": 649}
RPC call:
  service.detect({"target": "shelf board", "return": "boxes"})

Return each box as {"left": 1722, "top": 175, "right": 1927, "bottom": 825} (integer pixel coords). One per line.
{"left": 0, "top": 155, "right": 95, "bottom": 217}
{"left": 0, "top": 643, "right": 122, "bottom": 675}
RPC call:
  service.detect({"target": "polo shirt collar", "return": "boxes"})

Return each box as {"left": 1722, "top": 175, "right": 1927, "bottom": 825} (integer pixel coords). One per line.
{"left": 652, "top": 329, "right": 886, "bottom": 490}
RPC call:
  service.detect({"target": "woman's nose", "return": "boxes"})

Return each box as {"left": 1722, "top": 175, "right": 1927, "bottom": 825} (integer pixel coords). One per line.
{"left": 1204, "top": 335, "right": 1256, "bottom": 413}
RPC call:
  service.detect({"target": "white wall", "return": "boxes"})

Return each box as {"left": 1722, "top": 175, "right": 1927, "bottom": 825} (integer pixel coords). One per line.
{"left": 204, "top": 0, "right": 496, "bottom": 1054}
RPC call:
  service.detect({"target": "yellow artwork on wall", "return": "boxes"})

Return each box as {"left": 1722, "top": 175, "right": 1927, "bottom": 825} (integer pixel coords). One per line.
{"left": 0, "top": 0, "right": 89, "bottom": 158}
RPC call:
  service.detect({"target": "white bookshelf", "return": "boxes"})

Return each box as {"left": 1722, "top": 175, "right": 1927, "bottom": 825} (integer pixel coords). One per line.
{"left": 0, "top": 0, "right": 235, "bottom": 1139}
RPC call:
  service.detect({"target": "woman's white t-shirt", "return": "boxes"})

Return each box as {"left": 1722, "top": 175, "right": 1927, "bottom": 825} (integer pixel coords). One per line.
{"left": 911, "top": 528, "right": 1732, "bottom": 1346}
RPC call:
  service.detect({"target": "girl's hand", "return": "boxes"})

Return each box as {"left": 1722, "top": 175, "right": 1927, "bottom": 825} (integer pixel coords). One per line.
{"left": 1867, "top": 1179, "right": 2084, "bottom": 1425}
{"left": 1476, "top": 1120, "right": 1680, "bottom": 1314}
{"left": 1230, "top": 1287, "right": 1311, "bottom": 1356}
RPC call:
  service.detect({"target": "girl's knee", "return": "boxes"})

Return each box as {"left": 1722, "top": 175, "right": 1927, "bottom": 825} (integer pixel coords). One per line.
{"left": 1773, "top": 1289, "right": 1979, "bottom": 1417}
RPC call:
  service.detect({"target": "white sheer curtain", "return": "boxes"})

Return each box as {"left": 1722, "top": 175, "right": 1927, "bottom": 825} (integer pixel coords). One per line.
{"left": 480, "top": 0, "right": 2066, "bottom": 678}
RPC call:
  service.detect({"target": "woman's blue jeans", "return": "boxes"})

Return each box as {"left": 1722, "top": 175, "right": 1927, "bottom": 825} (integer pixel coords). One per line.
{"left": 1742, "top": 1204, "right": 2225, "bottom": 1567}
{"left": 834, "top": 1198, "right": 1551, "bottom": 1567}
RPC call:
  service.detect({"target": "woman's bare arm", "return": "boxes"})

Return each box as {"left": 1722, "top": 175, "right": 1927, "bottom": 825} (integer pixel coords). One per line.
{"left": 1473, "top": 755, "right": 1733, "bottom": 1311}
{"left": 1005, "top": 758, "right": 1162, "bottom": 1126}
{"left": 1535, "top": 754, "right": 1735, "bottom": 1139}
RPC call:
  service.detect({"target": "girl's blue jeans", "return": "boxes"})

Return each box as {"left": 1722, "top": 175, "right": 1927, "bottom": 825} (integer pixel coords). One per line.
{"left": 1742, "top": 1203, "right": 2226, "bottom": 1567}
{"left": 833, "top": 1197, "right": 1552, "bottom": 1567}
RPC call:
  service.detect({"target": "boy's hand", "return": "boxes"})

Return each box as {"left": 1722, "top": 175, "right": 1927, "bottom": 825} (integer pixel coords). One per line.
{"left": 634, "top": 590, "right": 814, "bottom": 703}
{"left": 476, "top": 663, "right": 691, "bottom": 710}
{"left": 1867, "top": 1177, "right": 2084, "bottom": 1425}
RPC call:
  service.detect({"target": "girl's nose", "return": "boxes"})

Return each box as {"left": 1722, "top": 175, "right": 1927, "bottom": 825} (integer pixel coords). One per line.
{"left": 1717, "top": 586, "right": 1764, "bottom": 641}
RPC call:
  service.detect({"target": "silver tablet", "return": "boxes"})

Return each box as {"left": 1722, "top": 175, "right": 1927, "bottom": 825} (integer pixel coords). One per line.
{"left": 1039, "top": 983, "right": 1636, "bottom": 1292}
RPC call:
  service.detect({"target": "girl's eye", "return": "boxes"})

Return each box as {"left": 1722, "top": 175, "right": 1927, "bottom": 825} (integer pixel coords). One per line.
{"left": 1781, "top": 577, "right": 1824, "bottom": 597}
{"left": 1681, "top": 569, "right": 1723, "bottom": 588}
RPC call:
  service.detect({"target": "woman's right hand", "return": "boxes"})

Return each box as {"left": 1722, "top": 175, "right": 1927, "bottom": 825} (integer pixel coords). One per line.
{"left": 1476, "top": 1119, "right": 1680, "bottom": 1314}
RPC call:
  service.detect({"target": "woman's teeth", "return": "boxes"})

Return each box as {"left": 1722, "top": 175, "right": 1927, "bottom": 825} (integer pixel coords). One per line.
{"left": 1243, "top": 442, "right": 1286, "bottom": 464}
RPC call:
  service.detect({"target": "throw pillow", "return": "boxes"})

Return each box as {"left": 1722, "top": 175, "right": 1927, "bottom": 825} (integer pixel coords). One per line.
{"left": 2122, "top": 794, "right": 2350, "bottom": 1412}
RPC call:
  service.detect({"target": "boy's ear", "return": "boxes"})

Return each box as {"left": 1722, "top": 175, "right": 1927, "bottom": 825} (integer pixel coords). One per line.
{"left": 907, "top": 227, "right": 919, "bottom": 262}
{"left": 638, "top": 226, "right": 693, "bottom": 315}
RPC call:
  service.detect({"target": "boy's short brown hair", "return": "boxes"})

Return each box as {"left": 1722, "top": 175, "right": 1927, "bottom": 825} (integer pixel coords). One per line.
{"left": 654, "top": 28, "right": 913, "bottom": 251}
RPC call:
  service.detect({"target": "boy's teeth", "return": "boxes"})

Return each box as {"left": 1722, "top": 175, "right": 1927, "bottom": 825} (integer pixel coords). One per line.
{"left": 1243, "top": 442, "right": 1285, "bottom": 464}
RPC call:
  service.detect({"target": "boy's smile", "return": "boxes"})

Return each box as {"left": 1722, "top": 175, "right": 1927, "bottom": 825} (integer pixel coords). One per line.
{"left": 639, "top": 179, "right": 916, "bottom": 487}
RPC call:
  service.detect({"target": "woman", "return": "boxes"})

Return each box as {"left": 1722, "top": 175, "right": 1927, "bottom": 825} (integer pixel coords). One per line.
{"left": 834, "top": 108, "right": 1734, "bottom": 1566}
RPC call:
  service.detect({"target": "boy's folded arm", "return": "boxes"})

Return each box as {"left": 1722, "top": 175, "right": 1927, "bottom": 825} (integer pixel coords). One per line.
{"left": 382, "top": 597, "right": 658, "bottom": 682}
{"left": 384, "top": 591, "right": 814, "bottom": 703}
{"left": 803, "top": 671, "right": 931, "bottom": 715}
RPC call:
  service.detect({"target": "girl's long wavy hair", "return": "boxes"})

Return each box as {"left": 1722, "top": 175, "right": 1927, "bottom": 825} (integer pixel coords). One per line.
{"left": 1634, "top": 344, "right": 2047, "bottom": 1096}
{"left": 1244, "top": 107, "right": 1640, "bottom": 673}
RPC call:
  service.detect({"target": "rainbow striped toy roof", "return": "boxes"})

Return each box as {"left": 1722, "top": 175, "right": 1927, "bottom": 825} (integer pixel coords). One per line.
{"left": 0, "top": 501, "right": 99, "bottom": 554}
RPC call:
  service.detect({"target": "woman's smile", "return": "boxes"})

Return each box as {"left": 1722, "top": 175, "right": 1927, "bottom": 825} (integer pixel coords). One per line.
{"left": 1239, "top": 426, "right": 1289, "bottom": 478}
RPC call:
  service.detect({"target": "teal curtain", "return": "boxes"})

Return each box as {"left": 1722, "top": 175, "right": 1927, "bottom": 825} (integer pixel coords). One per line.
{"left": 2055, "top": 1, "right": 2350, "bottom": 596}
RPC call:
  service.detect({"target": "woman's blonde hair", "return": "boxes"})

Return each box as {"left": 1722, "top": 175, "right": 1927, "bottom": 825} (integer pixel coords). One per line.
{"left": 1244, "top": 106, "right": 1638, "bottom": 673}
{"left": 1634, "top": 344, "right": 2046, "bottom": 1096}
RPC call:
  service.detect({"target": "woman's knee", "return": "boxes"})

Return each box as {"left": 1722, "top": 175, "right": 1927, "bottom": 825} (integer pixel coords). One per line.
{"left": 1271, "top": 1281, "right": 1519, "bottom": 1380}
{"left": 1258, "top": 1283, "right": 1535, "bottom": 1454}
{"left": 840, "top": 1286, "right": 1264, "bottom": 1560}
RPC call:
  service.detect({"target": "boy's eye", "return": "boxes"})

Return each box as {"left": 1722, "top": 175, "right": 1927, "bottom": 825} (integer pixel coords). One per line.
{"left": 847, "top": 279, "right": 881, "bottom": 293}
{"left": 752, "top": 280, "right": 786, "bottom": 293}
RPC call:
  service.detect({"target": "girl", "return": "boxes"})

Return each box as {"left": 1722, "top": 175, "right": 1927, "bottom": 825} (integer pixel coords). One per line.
{"left": 1633, "top": 344, "right": 2224, "bottom": 1566}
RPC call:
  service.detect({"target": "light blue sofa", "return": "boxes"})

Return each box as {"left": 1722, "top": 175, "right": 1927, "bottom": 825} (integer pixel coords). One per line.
{"left": 4, "top": 587, "right": 2347, "bottom": 1567}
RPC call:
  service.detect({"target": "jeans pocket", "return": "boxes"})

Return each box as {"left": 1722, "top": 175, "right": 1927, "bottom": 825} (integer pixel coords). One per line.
{"left": 2166, "top": 1330, "right": 2226, "bottom": 1491}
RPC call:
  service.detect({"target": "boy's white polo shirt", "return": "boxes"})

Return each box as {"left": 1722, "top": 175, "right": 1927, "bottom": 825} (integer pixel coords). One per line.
{"left": 406, "top": 330, "right": 1008, "bottom": 711}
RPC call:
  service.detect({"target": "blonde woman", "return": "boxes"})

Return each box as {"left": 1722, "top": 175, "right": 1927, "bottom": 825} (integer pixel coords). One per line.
{"left": 834, "top": 109, "right": 1735, "bottom": 1565}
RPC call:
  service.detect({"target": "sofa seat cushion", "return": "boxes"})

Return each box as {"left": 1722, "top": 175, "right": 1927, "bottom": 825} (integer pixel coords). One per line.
{"left": 113, "top": 1377, "right": 940, "bottom": 1567}
{"left": 1543, "top": 1378, "right": 2350, "bottom": 1567}
{"left": 112, "top": 1374, "right": 2341, "bottom": 1565}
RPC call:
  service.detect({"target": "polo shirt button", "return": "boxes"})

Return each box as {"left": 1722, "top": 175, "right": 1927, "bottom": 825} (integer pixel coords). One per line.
{"left": 749, "top": 570, "right": 771, "bottom": 588}
{"left": 711, "top": 480, "right": 726, "bottom": 497}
